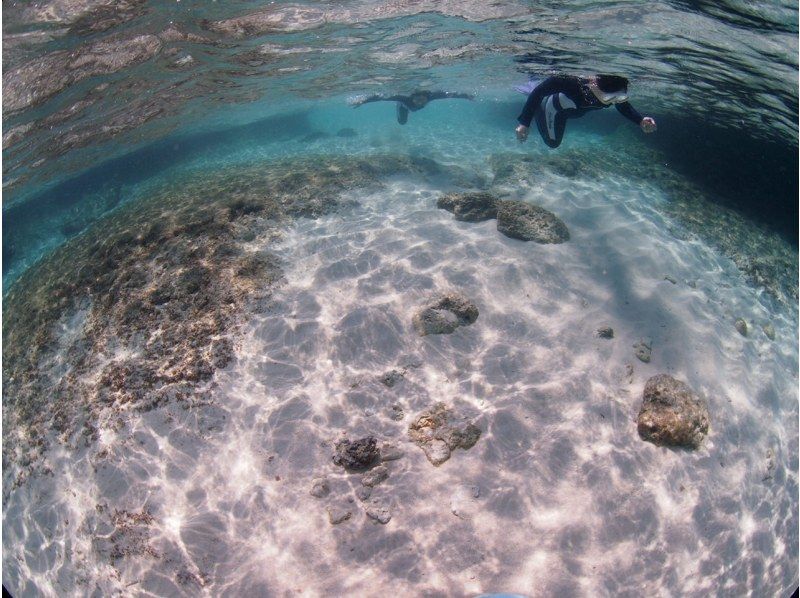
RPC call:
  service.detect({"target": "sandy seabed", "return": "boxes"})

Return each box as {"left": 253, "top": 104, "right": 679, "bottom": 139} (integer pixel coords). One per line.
{"left": 2, "top": 151, "right": 797, "bottom": 597}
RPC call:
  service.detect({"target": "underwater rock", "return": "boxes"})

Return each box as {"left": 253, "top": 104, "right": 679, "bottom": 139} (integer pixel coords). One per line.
{"left": 408, "top": 403, "right": 481, "bottom": 466}
{"left": 332, "top": 437, "right": 380, "bottom": 471}
{"left": 389, "top": 404, "right": 405, "bottom": 421}
{"left": 734, "top": 318, "right": 748, "bottom": 337}
{"left": 596, "top": 326, "right": 614, "bottom": 339}
{"left": 365, "top": 501, "right": 392, "bottom": 524}
{"left": 310, "top": 477, "right": 331, "bottom": 498}
{"left": 423, "top": 439, "right": 451, "bottom": 466}
{"left": 764, "top": 448, "right": 776, "bottom": 481}
{"left": 355, "top": 486, "right": 372, "bottom": 502}
{"left": 437, "top": 191, "right": 498, "bottom": 222}
{"left": 379, "top": 369, "right": 405, "bottom": 388}
{"left": 412, "top": 293, "right": 479, "bottom": 336}
{"left": 379, "top": 442, "right": 404, "bottom": 462}
{"left": 496, "top": 200, "right": 569, "bottom": 244}
{"left": 637, "top": 374, "right": 710, "bottom": 449}
{"left": 633, "top": 339, "right": 652, "bottom": 363}
{"left": 327, "top": 507, "right": 352, "bottom": 525}
{"left": 762, "top": 322, "right": 776, "bottom": 341}
{"left": 361, "top": 465, "right": 389, "bottom": 488}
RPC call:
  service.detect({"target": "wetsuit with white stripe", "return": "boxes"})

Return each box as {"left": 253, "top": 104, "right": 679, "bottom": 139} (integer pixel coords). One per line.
{"left": 517, "top": 76, "right": 643, "bottom": 148}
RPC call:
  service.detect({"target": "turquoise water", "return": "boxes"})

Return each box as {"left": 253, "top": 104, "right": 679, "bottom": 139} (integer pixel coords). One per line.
{"left": 2, "top": 2, "right": 798, "bottom": 596}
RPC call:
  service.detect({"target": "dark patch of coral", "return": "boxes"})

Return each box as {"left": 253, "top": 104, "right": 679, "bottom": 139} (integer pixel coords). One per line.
{"left": 332, "top": 437, "right": 380, "bottom": 471}
{"left": 2, "top": 154, "right": 444, "bottom": 482}
{"left": 379, "top": 368, "right": 405, "bottom": 388}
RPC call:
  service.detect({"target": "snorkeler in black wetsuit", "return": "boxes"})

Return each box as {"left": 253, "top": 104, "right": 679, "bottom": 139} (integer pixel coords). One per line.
{"left": 515, "top": 74, "right": 657, "bottom": 148}
{"left": 349, "top": 90, "right": 474, "bottom": 124}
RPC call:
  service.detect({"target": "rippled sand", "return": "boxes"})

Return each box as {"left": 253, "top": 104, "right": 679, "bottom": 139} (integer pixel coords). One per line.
{"left": 2, "top": 153, "right": 796, "bottom": 596}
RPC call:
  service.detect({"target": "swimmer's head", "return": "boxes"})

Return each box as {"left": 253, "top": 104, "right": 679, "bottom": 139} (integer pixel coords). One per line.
{"left": 591, "top": 74, "right": 629, "bottom": 104}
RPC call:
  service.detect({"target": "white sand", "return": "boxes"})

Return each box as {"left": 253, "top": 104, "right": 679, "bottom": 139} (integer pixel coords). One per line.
{"left": 3, "top": 167, "right": 797, "bottom": 597}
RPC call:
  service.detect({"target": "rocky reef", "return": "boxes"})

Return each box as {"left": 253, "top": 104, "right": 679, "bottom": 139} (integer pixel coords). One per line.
{"left": 1, "top": 153, "right": 449, "bottom": 487}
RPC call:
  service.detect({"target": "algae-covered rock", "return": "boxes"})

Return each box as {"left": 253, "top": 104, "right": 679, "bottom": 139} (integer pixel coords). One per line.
{"left": 633, "top": 339, "right": 652, "bottom": 363}
{"left": 365, "top": 502, "right": 391, "bottom": 524}
{"left": 332, "top": 437, "right": 380, "bottom": 471}
{"left": 408, "top": 403, "right": 481, "bottom": 466}
{"left": 596, "top": 326, "right": 614, "bottom": 339}
{"left": 327, "top": 508, "right": 352, "bottom": 525}
{"left": 361, "top": 465, "right": 389, "bottom": 488}
{"left": 496, "top": 200, "right": 569, "bottom": 244}
{"left": 309, "top": 477, "right": 330, "bottom": 498}
{"left": 412, "top": 293, "right": 478, "bottom": 336}
{"left": 437, "top": 192, "right": 498, "bottom": 222}
{"left": 637, "top": 374, "right": 709, "bottom": 449}
{"left": 734, "top": 318, "right": 748, "bottom": 337}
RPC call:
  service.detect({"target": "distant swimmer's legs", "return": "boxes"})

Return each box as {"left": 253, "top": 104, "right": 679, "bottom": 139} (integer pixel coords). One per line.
{"left": 534, "top": 94, "right": 568, "bottom": 148}
{"left": 396, "top": 103, "right": 409, "bottom": 125}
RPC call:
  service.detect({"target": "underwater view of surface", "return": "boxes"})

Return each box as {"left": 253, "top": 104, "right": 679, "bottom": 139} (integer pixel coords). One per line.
{"left": 2, "top": 1, "right": 799, "bottom": 596}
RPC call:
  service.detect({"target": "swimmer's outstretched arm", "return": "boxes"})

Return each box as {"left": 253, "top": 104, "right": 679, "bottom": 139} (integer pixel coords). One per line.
{"left": 426, "top": 91, "right": 475, "bottom": 101}
{"left": 615, "top": 101, "right": 657, "bottom": 133}
{"left": 348, "top": 94, "right": 407, "bottom": 107}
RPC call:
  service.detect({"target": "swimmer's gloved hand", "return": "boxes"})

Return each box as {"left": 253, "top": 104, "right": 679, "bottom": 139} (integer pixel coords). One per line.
{"left": 640, "top": 116, "right": 657, "bottom": 133}
{"left": 515, "top": 124, "right": 529, "bottom": 142}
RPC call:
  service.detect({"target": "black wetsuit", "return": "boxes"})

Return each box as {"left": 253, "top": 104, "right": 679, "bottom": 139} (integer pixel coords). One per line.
{"left": 518, "top": 76, "right": 643, "bottom": 148}
{"left": 356, "top": 91, "right": 473, "bottom": 124}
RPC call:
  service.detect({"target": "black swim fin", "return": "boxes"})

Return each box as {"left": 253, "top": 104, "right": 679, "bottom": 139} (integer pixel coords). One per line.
{"left": 396, "top": 103, "right": 409, "bottom": 125}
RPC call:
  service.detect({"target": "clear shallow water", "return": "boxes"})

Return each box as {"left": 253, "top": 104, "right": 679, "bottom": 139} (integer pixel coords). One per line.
{"left": 2, "top": 1, "right": 798, "bottom": 597}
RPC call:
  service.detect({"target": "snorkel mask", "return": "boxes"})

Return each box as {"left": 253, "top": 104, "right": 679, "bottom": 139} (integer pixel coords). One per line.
{"left": 591, "top": 74, "right": 630, "bottom": 104}
{"left": 596, "top": 89, "right": 629, "bottom": 104}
